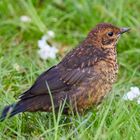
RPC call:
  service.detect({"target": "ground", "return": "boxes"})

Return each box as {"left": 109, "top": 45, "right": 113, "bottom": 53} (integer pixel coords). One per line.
{"left": 0, "top": 0, "right": 140, "bottom": 139}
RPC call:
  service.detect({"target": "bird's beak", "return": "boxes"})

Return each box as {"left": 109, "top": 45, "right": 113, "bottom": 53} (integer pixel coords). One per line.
{"left": 120, "top": 27, "right": 130, "bottom": 34}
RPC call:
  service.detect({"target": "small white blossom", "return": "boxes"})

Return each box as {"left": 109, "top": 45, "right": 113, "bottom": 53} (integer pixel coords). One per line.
{"left": 38, "top": 45, "right": 58, "bottom": 60}
{"left": 38, "top": 46, "right": 51, "bottom": 60}
{"left": 20, "top": 15, "right": 31, "bottom": 23}
{"left": 37, "top": 32, "right": 58, "bottom": 60}
{"left": 47, "top": 30, "right": 55, "bottom": 38}
{"left": 38, "top": 39, "right": 48, "bottom": 49}
{"left": 123, "top": 87, "right": 140, "bottom": 103}
{"left": 48, "top": 46, "right": 58, "bottom": 59}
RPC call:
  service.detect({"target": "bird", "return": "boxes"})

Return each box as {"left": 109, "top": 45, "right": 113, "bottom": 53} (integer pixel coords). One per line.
{"left": 0, "top": 23, "right": 130, "bottom": 121}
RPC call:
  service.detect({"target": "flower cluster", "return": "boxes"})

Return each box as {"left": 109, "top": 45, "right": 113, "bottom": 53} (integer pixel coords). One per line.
{"left": 37, "top": 31, "right": 58, "bottom": 60}
{"left": 123, "top": 86, "right": 140, "bottom": 104}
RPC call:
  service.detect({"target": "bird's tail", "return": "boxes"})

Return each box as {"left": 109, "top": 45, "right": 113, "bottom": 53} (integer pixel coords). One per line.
{"left": 0, "top": 102, "right": 26, "bottom": 121}
{"left": 0, "top": 94, "right": 57, "bottom": 121}
{"left": 0, "top": 93, "right": 67, "bottom": 121}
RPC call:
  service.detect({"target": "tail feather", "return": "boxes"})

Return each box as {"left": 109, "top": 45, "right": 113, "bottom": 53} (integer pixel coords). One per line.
{"left": 0, "top": 95, "right": 52, "bottom": 121}
{"left": 0, "top": 102, "right": 26, "bottom": 121}
{"left": 0, "top": 94, "right": 65, "bottom": 121}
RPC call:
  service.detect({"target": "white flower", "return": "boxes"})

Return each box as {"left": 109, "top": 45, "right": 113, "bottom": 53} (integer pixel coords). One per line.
{"left": 39, "top": 31, "right": 55, "bottom": 42}
{"left": 48, "top": 46, "right": 58, "bottom": 59}
{"left": 38, "top": 39, "right": 48, "bottom": 49}
{"left": 123, "top": 86, "right": 140, "bottom": 101}
{"left": 38, "top": 46, "right": 51, "bottom": 60}
{"left": 38, "top": 45, "right": 58, "bottom": 60}
{"left": 47, "top": 30, "right": 55, "bottom": 38}
{"left": 37, "top": 33, "right": 58, "bottom": 60}
{"left": 20, "top": 15, "right": 31, "bottom": 23}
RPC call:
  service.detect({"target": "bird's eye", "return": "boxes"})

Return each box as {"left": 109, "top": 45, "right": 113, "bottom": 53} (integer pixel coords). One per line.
{"left": 108, "top": 32, "right": 113, "bottom": 36}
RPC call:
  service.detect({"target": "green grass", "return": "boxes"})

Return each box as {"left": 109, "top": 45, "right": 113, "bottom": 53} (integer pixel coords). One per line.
{"left": 0, "top": 0, "right": 140, "bottom": 139}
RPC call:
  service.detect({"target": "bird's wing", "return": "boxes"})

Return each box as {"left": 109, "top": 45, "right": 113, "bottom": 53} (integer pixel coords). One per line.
{"left": 20, "top": 65, "right": 88, "bottom": 100}
{"left": 20, "top": 44, "right": 103, "bottom": 100}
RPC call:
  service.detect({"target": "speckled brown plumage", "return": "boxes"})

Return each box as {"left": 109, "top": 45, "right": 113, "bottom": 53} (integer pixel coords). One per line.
{"left": 0, "top": 23, "right": 130, "bottom": 121}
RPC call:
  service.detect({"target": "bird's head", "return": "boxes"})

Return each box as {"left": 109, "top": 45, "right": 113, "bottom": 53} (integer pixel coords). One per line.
{"left": 88, "top": 23, "right": 130, "bottom": 49}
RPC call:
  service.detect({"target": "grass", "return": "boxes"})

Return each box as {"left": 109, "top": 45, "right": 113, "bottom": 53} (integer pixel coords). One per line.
{"left": 0, "top": 0, "right": 140, "bottom": 139}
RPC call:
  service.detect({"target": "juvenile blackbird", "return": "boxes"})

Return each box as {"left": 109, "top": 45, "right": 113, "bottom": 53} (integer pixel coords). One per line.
{"left": 0, "top": 23, "right": 129, "bottom": 121}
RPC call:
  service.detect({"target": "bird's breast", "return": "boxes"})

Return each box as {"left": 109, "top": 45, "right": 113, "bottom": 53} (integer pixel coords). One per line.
{"left": 95, "top": 58, "right": 118, "bottom": 83}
